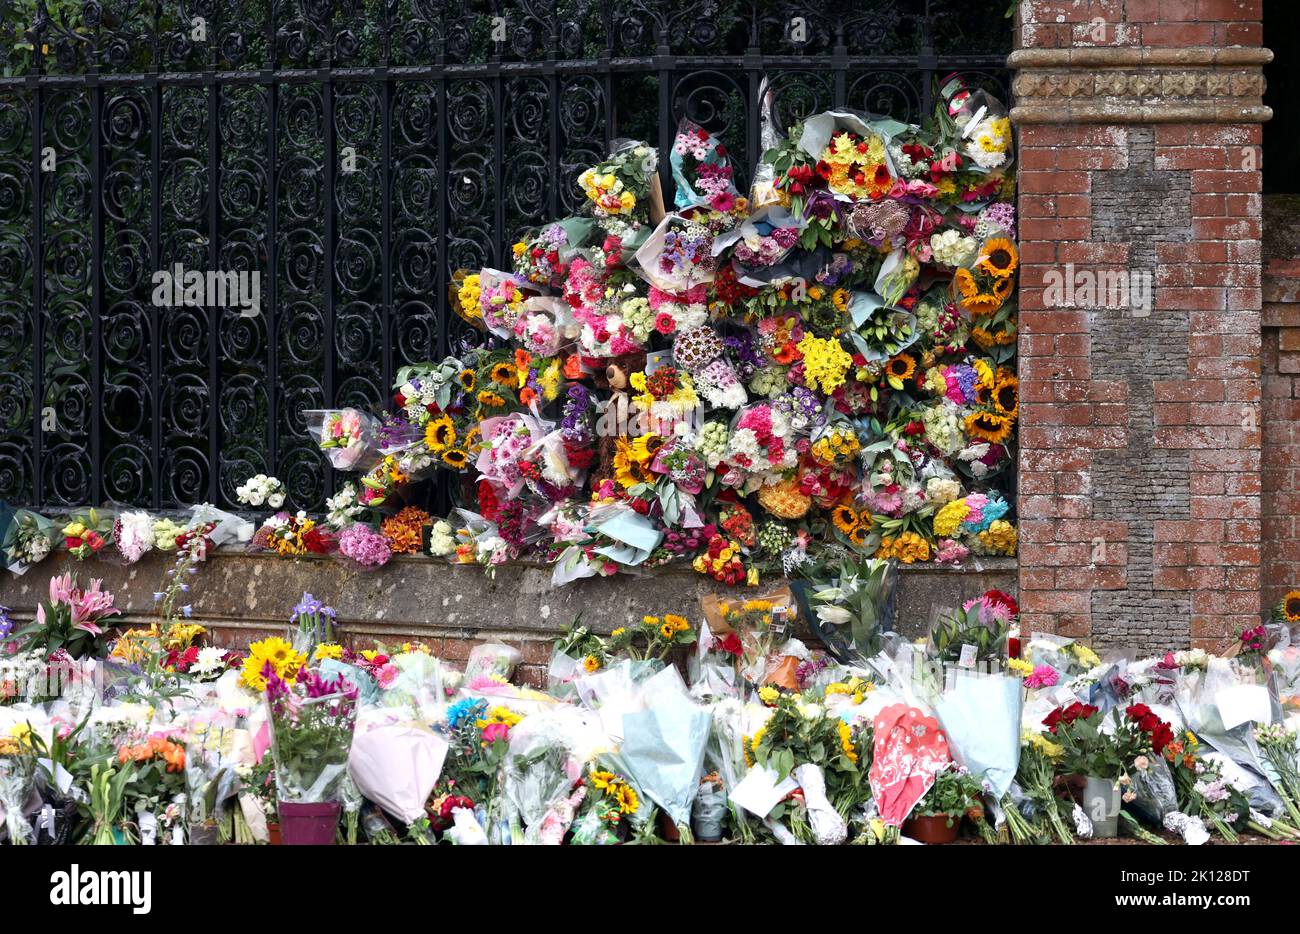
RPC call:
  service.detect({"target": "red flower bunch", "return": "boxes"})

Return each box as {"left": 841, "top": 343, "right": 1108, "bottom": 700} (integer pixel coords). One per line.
{"left": 429, "top": 793, "right": 475, "bottom": 831}
{"left": 783, "top": 164, "right": 818, "bottom": 196}
{"left": 477, "top": 479, "right": 501, "bottom": 522}
{"left": 716, "top": 632, "right": 743, "bottom": 657}
{"left": 1043, "top": 701, "right": 1098, "bottom": 734}
{"left": 164, "top": 645, "right": 201, "bottom": 673}
{"left": 1125, "top": 703, "right": 1175, "bottom": 754}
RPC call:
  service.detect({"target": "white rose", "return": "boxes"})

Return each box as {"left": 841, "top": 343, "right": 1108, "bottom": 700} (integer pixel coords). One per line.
{"left": 268, "top": 493, "right": 285, "bottom": 509}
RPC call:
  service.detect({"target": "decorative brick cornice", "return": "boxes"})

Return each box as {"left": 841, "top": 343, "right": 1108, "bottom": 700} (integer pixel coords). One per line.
{"left": 1008, "top": 47, "right": 1273, "bottom": 124}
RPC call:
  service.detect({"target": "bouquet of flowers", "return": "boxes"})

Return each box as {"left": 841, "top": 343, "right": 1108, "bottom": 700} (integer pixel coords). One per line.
{"left": 234, "top": 473, "right": 287, "bottom": 510}
{"left": 13, "top": 572, "right": 119, "bottom": 660}
{"left": 2, "top": 509, "right": 57, "bottom": 573}
{"left": 306, "top": 409, "right": 382, "bottom": 471}
{"left": 288, "top": 592, "right": 337, "bottom": 659}
{"left": 265, "top": 667, "right": 359, "bottom": 805}
{"left": 62, "top": 508, "right": 111, "bottom": 560}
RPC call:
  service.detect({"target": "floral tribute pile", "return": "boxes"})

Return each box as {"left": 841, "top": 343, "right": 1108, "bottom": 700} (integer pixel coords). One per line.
{"left": 1, "top": 85, "right": 1019, "bottom": 586}
{"left": 3, "top": 570, "right": 1300, "bottom": 847}
{"left": 246, "top": 84, "right": 1017, "bottom": 583}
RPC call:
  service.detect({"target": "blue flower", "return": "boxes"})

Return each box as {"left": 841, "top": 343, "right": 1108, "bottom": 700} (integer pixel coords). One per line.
{"left": 446, "top": 696, "right": 487, "bottom": 729}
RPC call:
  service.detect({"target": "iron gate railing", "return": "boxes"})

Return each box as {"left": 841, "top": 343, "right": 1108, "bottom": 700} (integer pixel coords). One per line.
{"left": 0, "top": 0, "right": 1010, "bottom": 511}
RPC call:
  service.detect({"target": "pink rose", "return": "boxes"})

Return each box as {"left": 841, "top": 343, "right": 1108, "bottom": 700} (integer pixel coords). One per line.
{"left": 481, "top": 722, "right": 511, "bottom": 744}
{"left": 376, "top": 663, "right": 400, "bottom": 688}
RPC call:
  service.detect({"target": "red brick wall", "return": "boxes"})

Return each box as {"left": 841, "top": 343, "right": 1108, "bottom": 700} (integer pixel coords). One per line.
{"left": 1014, "top": 1, "right": 1266, "bottom": 651}
{"left": 1262, "top": 260, "right": 1300, "bottom": 617}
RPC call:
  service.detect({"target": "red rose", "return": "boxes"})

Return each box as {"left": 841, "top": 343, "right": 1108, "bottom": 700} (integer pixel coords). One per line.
{"left": 1126, "top": 703, "right": 1152, "bottom": 722}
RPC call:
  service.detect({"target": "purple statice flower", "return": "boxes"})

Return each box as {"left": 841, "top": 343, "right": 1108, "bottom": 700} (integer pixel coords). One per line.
{"left": 0, "top": 605, "right": 11, "bottom": 640}
{"left": 378, "top": 413, "right": 422, "bottom": 449}
{"left": 815, "top": 252, "right": 853, "bottom": 288}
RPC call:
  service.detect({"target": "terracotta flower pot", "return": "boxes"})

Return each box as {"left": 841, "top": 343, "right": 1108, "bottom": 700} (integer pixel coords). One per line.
{"left": 904, "top": 813, "right": 961, "bottom": 844}
{"left": 278, "top": 801, "right": 341, "bottom": 845}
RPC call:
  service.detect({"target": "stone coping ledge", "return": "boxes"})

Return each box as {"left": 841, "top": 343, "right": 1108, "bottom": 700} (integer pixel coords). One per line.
{"left": 0, "top": 549, "right": 1017, "bottom": 645}
{"left": 1008, "top": 48, "right": 1274, "bottom": 68}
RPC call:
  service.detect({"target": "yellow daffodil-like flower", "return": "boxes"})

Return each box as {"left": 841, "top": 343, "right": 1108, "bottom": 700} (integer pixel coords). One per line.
{"left": 796, "top": 333, "right": 852, "bottom": 395}
{"left": 838, "top": 721, "right": 859, "bottom": 763}
{"left": 1006, "top": 657, "right": 1034, "bottom": 678}
{"left": 758, "top": 686, "right": 780, "bottom": 705}
{"left": 1072, "top": 643, "right": 1101, "bottom": 669}
{"left": 933, "top": 499, "right": 970, "bottom": 538}
{"left": 979, "top": 520, "right": 1018, "bottom": 556}
{"left": 314, "top": 643, "right": 344, "bottom": 662}
{"left": 582, "top": 654, "right": 601, "bottom": 673}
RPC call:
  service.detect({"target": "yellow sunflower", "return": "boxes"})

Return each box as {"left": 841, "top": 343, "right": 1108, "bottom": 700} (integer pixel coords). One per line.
{"left": 885, "top": 352, "right": 916, "bottom": 389}
{"left": 992, "top": 275, "right": 1015, "bottom": 302}
{"left": 993, "top": 375, "right": 1020, "bottom": 418}
{"left": 965, "top": 410, "right": 1014, "bottom": 444}
{"left": 489, "top": 362, "right": 516, "bottom": 385}
{"left": 849, "top": 524, "right": 869, "bottom": 547}
{"left": 613, "top": 438, "right": 654, "bottom": 489}
{"left": 976, "top": 238, "right": 1019, "bottom": 279}
{"left": 953, "top": 266, "right": 978, "bottom": 299}
{"left": 459, "top": 369, "right": 477, "bottom": 391}
{"left": 424, "top": 415, "right": 456, "bottom": 453}
{"left": 1283, "top": 590, "right": 1300, "bottom": 623}
{"left": 831, "top": 504, "right": 859, "bottom": 534}
{"left": 962, "top": 291, "right": 1003, "bottom": 315}
{"left": 440, "top": 447, "right": 470, "bottom": 469}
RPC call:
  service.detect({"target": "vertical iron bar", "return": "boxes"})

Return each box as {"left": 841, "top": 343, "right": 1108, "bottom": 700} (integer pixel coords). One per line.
{"left": 30, "top": 80, "right": 43, "bottom": 508}
{"left": 546, "top": 1, "right": 559, "bottom": 219}
{"left": 435, "top": 43, "right": 449, "bottom": 360}
{"left": 150, "top": 4, "right": 162, "bottom": 509}
{"left": 654, "top": 18, "right": 671, "bottom": 200}
{"left": 380, "top": 5, "right": 393, "bottom": 398}
{"left": 381, "top": 79, "right": 392, "bottom": 393}
{"left": 90, "top": 76, "right": 104, "bottom": 505}
{"left": 266, "top": 1, "right": 279, "bottom": 481}
{"left": 207, "top": 64, "right": 221, "bottom": 503}
{"left": 492, "top": 28, "right": 505, "bottom": 267}
{"left": 323, "top": 75, "right": 336, "bottom": 497}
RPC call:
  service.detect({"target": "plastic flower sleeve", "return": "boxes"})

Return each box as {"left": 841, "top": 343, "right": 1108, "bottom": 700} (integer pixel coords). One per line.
{"left": 0, "top": 753, "right": 36, "bottom": 844}
{"left": 615, "top": 692, "right": 711, "bottom": 831}
{"left": 465, "top": 643, "right": 522, "bottom": 683}
{"left": 502, "top": 712, "right": 583, "bottom": 843}
{"left": 303, "top": 408, "right": 383, "bottom": 472}
{"left": 348, "top": 724, "right": 449, "bottom": 824}
{"left": 933, "top": 670, "right": 1022, "bottom": 798}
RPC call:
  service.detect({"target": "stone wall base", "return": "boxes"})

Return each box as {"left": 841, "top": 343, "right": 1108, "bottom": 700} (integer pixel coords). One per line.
{"left": 0, "top": 553, "right": 1016, "bottom": 686}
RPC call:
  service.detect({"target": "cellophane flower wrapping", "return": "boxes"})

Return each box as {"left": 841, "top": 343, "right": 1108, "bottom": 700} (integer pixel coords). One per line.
{"left": 348, "top": 723, "right": 449, "bottom": 825}
{"left": 0, "top": 752, "right": 36, "bottom": 844}
{"left": 502, "top": 709, "right": 585, "bottom": 843}
{"left": 615, "top": 689, "right": 711, "bottom": 829}
{"left": 266, "top": 670, "right": 359, "bottom": 804}
{"left": 933, "top": 669, "right": 1022, "bottom": 798}
{"left": 304, "top": 408, "right": 383, "bottom": 471}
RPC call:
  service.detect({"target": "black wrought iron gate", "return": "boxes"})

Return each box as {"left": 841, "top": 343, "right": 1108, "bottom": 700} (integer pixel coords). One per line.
{"left": 0, "top": 0, "right": 1009, "bottom": 511}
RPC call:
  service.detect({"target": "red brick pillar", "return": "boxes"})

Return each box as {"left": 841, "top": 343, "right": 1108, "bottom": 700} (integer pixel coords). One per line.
{"left": 1010, "top": 2, "right": 1271, "bottom": 651}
